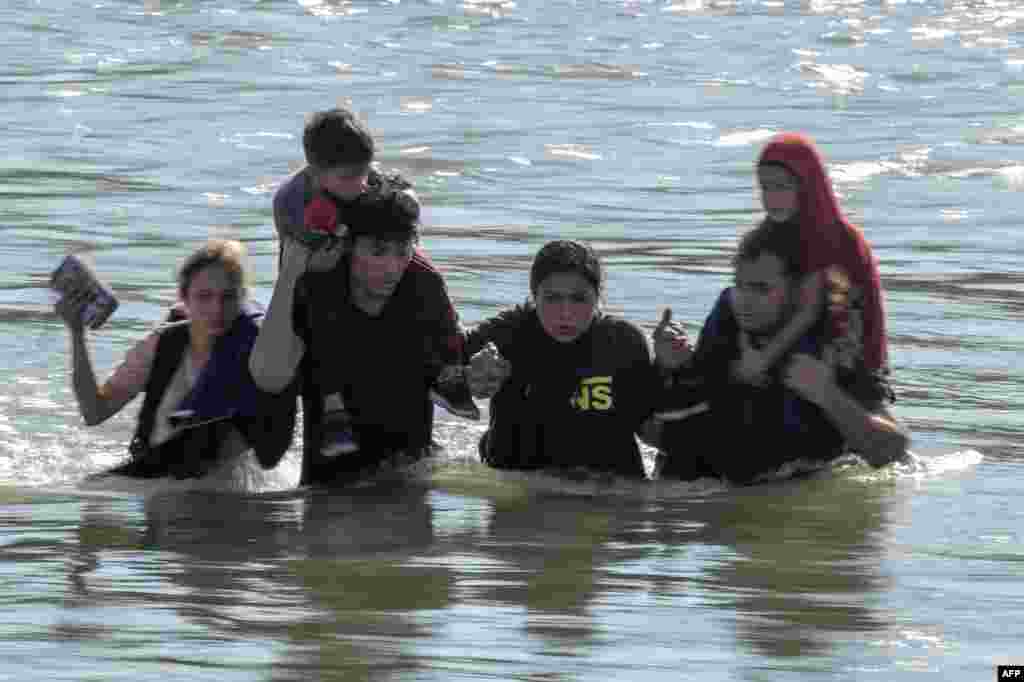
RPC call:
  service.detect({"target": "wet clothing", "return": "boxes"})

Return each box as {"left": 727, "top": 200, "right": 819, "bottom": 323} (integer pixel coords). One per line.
{"left": 465, "top": 306, "right": 660, "bottom": 478}
{"left": 103, "top": 315, "right": 295, "bottom": 479}
{"left": 758, "top": 132, "right": 889, "bottom": 373}
{"left": 658, "top": 289, "right": 893, "bottom": 484}
{"left": 172, "top": 303, "right": 268, "bottom": 425}
{"left": 291, "top": 253, "right": 458, "bottom": 486}
{"left": 273, "top": 166, "right": 463, "bottom": 486}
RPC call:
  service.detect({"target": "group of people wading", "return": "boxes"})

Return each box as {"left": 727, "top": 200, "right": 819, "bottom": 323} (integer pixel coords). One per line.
{"left": 57, "top": 106, "right": 909, "bottom": 489}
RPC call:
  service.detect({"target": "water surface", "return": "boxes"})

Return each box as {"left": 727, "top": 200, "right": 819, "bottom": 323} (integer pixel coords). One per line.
{"left": 1, "top": 0, "right": 1021, "bottom": 679}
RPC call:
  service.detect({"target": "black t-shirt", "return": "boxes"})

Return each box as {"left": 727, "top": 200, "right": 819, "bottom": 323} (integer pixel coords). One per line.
{"left": 660, "top": 288, "right": 893, "bottom": 483}
{"left": 293, "top": 254, "right": 458, "bottom": 484}
{"left": 466, "top": 306, "right": 659, "bottom": 478}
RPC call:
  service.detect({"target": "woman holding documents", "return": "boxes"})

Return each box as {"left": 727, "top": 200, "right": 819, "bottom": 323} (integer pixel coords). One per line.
{"left": 56, "top": 240, "right": 294, "bottom": 481}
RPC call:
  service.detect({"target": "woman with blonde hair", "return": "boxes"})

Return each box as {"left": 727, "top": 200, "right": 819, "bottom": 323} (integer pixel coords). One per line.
{"left": 57, "top": 240, "right": 294, "bottom": 482}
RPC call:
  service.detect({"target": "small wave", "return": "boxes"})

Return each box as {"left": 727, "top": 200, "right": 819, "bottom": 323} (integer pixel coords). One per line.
{"left": 189, "top": 31, "right": 275, "bottom": 50}
{"left": 548, "top": 63, "right": 647, "bottom": 80}
{"left": 462, "top": 0, "right": 518, "bottom": 19}
{"left": 848, "top": 450, "right": 982, "bottom": 483}
{"left": 889, "top": 65, "right": 960, "bottom": 84}
{"left": 973, "top": 127, "right": 1024, "bottom": 145}
{"left": 909, "top": 26, "right": 957, "bottom": 43}
{"left": 297, "top": 0, "right": 365, "bottom": 19}
{"left": 830, "top": 160, "right": 897, "bottom": 184}
{"left": 400, "top": 96, "right": 433, "bottom": 112}
{"left": 998, "top": 165, "right": 1024, "bottom": 190}
{"left": 544, "top": 144, "right": 602, "bottom": 162}
{"left": 820, "top": 30, "right": 866, "bottom": 47}
{"left": 431, "top": 63, "right": 471, "bottom": 80}
{"left": 799, "top": 62, "right": 867, "bottom": 95}
{"left": 661, "top": 0, "right": 705, "bottom": 14}
{"left": 78, "top": 450, "right": 302, "bottom": 498}
{"left": 714, "top": 129, "right": 776, "bottom": 148}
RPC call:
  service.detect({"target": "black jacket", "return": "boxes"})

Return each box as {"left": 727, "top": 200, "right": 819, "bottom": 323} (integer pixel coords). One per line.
{"left": 466, "top": 306, "right": 659, "bottom": 478}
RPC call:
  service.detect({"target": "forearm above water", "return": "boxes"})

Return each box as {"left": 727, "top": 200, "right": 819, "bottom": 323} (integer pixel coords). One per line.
{"left": 250, "top": 265, "right": 306, "bottom": 394}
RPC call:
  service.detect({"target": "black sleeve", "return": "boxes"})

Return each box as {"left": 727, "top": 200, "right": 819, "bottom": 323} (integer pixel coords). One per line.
{"left": 612, "top": 320, "right": 661, "bottom": 429}
{"left": 690, "top": 289, "right": 739, "bottom": 386}
{"left": 234, "top": 380, "right": 299, "bottom": 469}
{"left": 235, "top": 290, "right": 305, "bottom": 469}
{"left": 464, "top": 304, "right": 531, "bottom": 359}
{"left": 291, "top": 275, "right": 313, "bottom": 348}
{"left": 838, "top": 364, "right": 895, "bottom": 412}
{"left": 409, "top": 266, "right": 463, "bottom": 371}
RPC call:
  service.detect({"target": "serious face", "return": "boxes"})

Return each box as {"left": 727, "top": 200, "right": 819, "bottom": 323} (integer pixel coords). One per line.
{"left": 730, "top": 252, "right": 796, "bottom": 336}
{"left": 349, "top": 235, "right": 414, "bottom": 301}
{"left": 534, "top": 271, "right": 599, "bottom": 343}
{"left": 183, "top": 264, "right": 243, "bottom": 338}
{"left": 758, "top": 163, "right": 801, "bottom": 224}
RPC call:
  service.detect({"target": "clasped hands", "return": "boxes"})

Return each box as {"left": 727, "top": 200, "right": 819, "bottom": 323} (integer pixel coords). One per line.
{"left": 465, "top": 342, "right": 511, "bottom": 398}
{"left": 652, "top": 306, "right": 835, "bottom": 405}
{"left": 733, "top": 332, "right": 835, "bottom": 405}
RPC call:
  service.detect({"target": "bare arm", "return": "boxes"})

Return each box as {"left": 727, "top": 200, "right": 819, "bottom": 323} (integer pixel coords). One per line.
{"left": 249, "top": 239, "right": 312, "bottom": 393}
{"left": 733, "top": 271, "right": 823, "bottom": 384}
{"left": 56, "top": 296, "right": 136, "bottom": 426}
{"left": 784, "top": 353, "right": 909, "bottom": 467}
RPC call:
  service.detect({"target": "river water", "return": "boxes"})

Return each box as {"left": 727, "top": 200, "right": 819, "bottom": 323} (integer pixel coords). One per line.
{"left": 1, "top": 0, "right": 1021, "bottom": 679}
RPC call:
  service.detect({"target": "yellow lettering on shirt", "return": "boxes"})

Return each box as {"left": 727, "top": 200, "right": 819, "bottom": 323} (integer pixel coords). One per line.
{"left": 570, "top": 376, "right": 613, "bottom": 412}
{"left": 590, "top": 384, "right": 612, "bottom": 410}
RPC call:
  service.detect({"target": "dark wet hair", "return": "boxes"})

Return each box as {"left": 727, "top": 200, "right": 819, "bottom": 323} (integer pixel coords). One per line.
{"left": 733, "top": 224, "right": 804, "bottom": 280}
{"left": 529, "top": 240, "right": 604, "bottom": 296}
{"left": 342, "top": 183, "right": 421, "bottom": 247}
{"left": 302, "top": 107, "right": 375, "bottom": 170}
{"left": 177, "top": 239, "right": 248, "bottom": 299}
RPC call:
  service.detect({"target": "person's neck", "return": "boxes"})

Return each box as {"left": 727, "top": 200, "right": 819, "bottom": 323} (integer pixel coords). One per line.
{"left": 349, "top": 279, "right": 388, "bottom": 316}
{"left": 748, "top": 317, "right": 791, "bottom": 349}
{"left": 189, "top": 325, "right": 214, "bottom": 366}
{"left": 765, "top": 215, "right": 800, "bottom": 232}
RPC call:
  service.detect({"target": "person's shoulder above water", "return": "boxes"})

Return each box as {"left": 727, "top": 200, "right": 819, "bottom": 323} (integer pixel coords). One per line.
{"left": 590, "top": 313, "right": 651, "bottom": 356}
{"left": 405, "top": 249, "right": 444, "bottom": 279}
{"left": 273, "top": 166, "right": 308, "bottom": 201}
{"left": 272, "top": 167, "right": 309, "bottom": 226}
{"left": 595, "top": 312, "right": 646, "bottom": 339}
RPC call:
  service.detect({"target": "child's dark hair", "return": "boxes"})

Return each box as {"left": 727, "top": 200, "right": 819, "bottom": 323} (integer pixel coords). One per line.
{"left": 177, "top": 239, "right": 248, "bottom": 299}
{"left": 733, "top": 224, "right": 804, "bottom": 279}
{"left": 302, "top": 107, "right": 375, "bottom": 170}
{"left": 529, "top": 240, "right": 604, "bottom": 296}
{"left": 342, "top": 184, "right": 421, "bottom": 247}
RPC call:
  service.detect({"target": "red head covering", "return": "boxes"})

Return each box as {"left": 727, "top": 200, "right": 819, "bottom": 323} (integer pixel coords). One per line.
{"left": 757, "top": 132, "right": 888, "bottom": 371}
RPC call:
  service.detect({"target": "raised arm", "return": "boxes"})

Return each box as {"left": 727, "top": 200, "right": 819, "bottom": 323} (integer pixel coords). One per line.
{"left": 56, "top": 294, "right": 142, "bottom": 426}
{"left": 249, "top": 238, "right": 312, "bottom": 394}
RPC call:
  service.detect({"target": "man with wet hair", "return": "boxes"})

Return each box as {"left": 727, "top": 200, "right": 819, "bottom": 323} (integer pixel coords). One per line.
{"left": 651, "top": 223, "right": 909, "bottom": 484}
{"left": 251, "top": 188, "right": 462, "bottom": 485}
{"left": 270, "top": 106, "right": 479, "bottom": 458}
